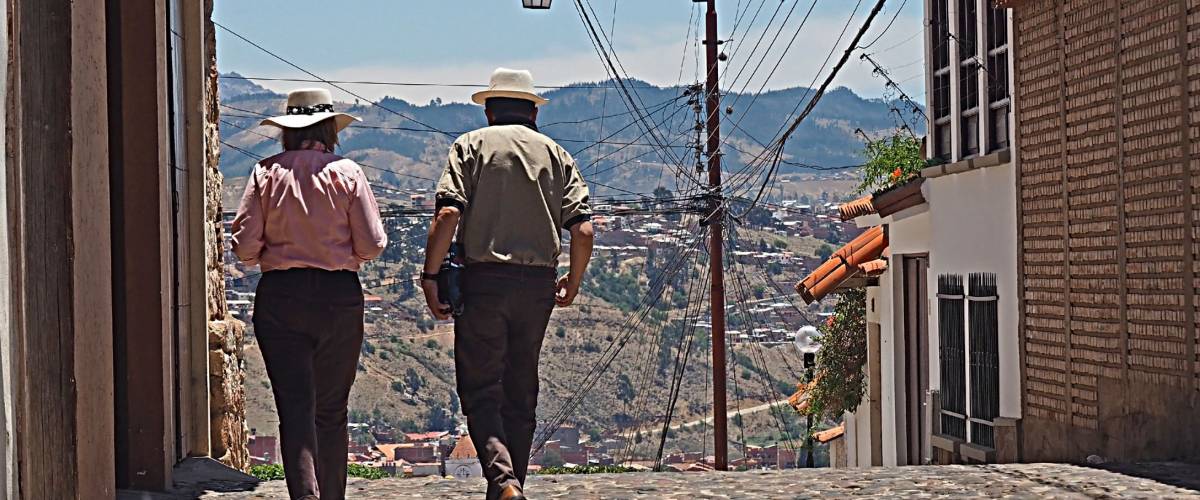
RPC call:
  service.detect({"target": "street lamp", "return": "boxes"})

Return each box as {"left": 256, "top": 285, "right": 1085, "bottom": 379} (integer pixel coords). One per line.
{"left": 794, "top": 325, "right": 820, "bottom": 468}
{"left": 522, "top": 0, "right": 552, "bottom": 8}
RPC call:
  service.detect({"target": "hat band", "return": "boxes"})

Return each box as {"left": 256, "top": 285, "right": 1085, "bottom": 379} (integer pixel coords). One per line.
{"left": 286, "top": 103, "right": 334, "bottom": 115}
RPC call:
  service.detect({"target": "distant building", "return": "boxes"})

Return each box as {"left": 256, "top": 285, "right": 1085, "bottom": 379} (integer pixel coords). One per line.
{"left": 444, "top": 435, "right": 483, "bottom": 479}
{"left": 248, "top": 434, "right": 279, "bottom": 465}
{"left": 408, "top": 462, "right": 441, "bottom": 478}
{"left": 392, "top": 443, "right": 439, "bottom": 464}
{"left": 403, "top": 431, "right": 450, "bottom": 443}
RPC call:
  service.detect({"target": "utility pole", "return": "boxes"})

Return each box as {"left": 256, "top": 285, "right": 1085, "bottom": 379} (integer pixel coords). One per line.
{"left": 702, "top": 0, "right": 729, "bottom": 472}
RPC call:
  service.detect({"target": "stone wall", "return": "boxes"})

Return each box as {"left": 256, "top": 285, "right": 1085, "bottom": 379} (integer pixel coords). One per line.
{"left": 204, "top": 0, "right": 249, "bottom": 471}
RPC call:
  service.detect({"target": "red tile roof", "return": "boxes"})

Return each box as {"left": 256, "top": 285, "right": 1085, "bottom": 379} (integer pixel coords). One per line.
{"left": 788, "top": 380, "right": 815, "bottom": 413}
{"left": 836, "top": 178, "right": 927, "bottom": 222}
{"left": 815, "top": 424, "right": 845, "bottom": 443}
{"left": 858, "top": 258, "right": 888, "bottom": 277}
{"left": 838, "top": 195, "right": 876, "bottom": 221}
{"left": 794, "top": 226, "right": 888, "bottom": 304}
{"left": 448, "top": 435, "right": 476, "bottom": 460}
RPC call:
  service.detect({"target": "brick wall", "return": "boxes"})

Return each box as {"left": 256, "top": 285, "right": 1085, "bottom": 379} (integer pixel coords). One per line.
{"left": 1014, "top": 0, "right": 1200, "bottom": 462}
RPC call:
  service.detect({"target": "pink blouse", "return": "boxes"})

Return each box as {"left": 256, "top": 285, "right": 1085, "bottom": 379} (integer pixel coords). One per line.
{"left": 231, "top": 146, "right": 387, "bottom": 272}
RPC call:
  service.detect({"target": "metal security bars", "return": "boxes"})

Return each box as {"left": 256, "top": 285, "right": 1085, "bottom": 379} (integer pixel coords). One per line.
{"left": 968, "top": 273, "right": 999, "bottom": 448}
{"left": 937, "top": 275, "right": 967, "bottom": 440}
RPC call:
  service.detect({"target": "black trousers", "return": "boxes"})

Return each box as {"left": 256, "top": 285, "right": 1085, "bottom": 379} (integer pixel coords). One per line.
{"left": 254, "top": 268, "right": 365, "bottom": 500}
{"left": 454, "top": 263, "right": 557, "bottom": 499}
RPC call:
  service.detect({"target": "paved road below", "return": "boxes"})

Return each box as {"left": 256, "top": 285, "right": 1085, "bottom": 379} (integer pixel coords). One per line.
{"left": 142, "top": 462, "right": 1200, "bottom": 499}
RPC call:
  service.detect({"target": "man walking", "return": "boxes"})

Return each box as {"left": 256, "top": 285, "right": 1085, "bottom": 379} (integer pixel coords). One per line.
{"left": 422, "top": 68, "right": 594, "bottom": 500}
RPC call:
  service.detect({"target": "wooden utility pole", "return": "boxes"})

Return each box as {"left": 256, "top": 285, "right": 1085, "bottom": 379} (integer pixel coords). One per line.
{"left": 703, "top": 0, "right": 729, "bottom": 472}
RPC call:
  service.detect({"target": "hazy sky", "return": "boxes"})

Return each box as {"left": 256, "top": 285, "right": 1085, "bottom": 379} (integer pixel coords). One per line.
{"left": 214, "top": 0, "right": 925, "bottom": 105}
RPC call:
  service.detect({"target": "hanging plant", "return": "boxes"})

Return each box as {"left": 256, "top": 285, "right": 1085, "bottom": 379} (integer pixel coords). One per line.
{"left": 856, "top": 134, "right": 925, "bottom": 194}
{"left": 805, "top": 288, "right": 868, "bottom": 420}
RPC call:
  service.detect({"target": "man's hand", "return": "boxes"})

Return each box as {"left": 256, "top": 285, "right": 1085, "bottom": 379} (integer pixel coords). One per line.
{"left": 422, "top": 279, "right": 452, "bottom": 320}
{"left": 556, "top": 274, "right": 581, "bottom": 307}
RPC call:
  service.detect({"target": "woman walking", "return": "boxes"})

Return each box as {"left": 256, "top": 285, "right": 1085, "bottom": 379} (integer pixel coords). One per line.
{"left": 231, "top": 88, "right": 387, "bottom": 500}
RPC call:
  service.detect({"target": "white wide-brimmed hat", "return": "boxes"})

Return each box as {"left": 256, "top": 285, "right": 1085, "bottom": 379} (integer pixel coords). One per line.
{"left": 260, "top": 88, "right": 361, "bottom": 131}
{"left": 471, "top": 68, "right": 549, "bottom": 107}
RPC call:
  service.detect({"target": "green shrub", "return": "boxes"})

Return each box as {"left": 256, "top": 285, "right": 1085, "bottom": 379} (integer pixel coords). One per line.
{"left": 347, "top": 463, "right": 388, "bottom": 480}
{"left": 249, "top": 464, "right": 285, "bottom": 481}
{"left": 249, "top": 463, "right": 389, "bottom": 482}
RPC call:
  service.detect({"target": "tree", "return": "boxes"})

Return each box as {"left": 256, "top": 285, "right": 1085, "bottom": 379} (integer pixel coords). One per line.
{"left": 425, "top": 403, "right": 454, "bottom": 431}
{"left": 404, "top": 368, "right": 425, "bottom": 396}
{"left": 615, "top": 373, "right": 635, "bottom": 404}
{"left": 816, "top": 244, "right": 835, "bottom": 261}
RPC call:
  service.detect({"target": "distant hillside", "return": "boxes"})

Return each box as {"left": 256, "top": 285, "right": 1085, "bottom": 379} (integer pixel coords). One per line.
{"left": 217, "top": 73, "right": 923, "bottom": 195}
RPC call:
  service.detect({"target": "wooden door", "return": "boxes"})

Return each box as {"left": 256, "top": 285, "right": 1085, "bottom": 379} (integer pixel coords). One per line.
{"left": 903, "top": 256, "right": 930, "bottom": 465}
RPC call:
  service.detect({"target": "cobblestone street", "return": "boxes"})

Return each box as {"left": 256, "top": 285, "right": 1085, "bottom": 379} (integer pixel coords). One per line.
{"left": 159, "top": 463, "right": 1200, "bottom": 499}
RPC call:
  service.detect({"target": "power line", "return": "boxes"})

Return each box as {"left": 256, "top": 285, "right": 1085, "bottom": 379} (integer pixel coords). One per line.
{"left": 218, "top": 74, "right": 657, "bottom": 90}
{"left": 738, "top": 0, "right": 891, "bottom": 217}
{"left": 213, "top": 21, "right": 454, "bottom": 137}
{"left": 857, "top": 0, "right": 907, "bottom": 50}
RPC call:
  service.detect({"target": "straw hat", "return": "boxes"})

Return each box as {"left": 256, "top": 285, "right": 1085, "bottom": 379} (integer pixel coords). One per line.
{"left": 260, "top": 88, "right": 361, "bottom": 131}
{"left": 471, "top": 68, "right": 549, "bottom": 107}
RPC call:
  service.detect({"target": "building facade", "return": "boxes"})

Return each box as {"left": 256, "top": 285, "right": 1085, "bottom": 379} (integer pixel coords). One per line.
{"left": 1002, "top": 0, "right": 1200, "bottom": 461}
{"left": 799, "top": 0, "right": 1021, "bottom": 466}
{"left": 1, "top": 0, "right": 247, "bottom": 498}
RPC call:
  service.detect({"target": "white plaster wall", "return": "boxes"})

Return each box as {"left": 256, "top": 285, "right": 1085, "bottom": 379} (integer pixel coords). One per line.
{"left": 886, "top": 207, "right": 931, "bottom": 255}
{"left": 0, "top": 3, "right": 14, "bottom": 496}
{"left": 875, "top": 269, "right": 900, "bottom": 466}
{"left": 924, "top": 162, "right": 1021, "bottom": 419}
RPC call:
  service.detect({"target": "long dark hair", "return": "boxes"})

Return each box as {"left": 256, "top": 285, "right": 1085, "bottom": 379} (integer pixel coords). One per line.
{"left": 282, "top": 118, "right": 339, "bottom": 151}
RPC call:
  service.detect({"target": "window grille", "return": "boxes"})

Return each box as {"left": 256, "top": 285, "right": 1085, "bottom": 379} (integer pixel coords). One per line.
{"left": 968, "top": 273, "right": 999, "bottom": 448}
{"left": 937, "top": 275, "right": 967, "bottom": 440}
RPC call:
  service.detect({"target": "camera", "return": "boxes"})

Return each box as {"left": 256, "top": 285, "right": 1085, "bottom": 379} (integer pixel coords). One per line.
{"left": 437, "top": 243, "right": 466, "bottom": 317}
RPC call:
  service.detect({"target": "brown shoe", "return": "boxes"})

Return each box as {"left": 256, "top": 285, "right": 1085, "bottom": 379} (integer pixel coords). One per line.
{"left": 498, "top": 484, "right": 526, "bottom": 500}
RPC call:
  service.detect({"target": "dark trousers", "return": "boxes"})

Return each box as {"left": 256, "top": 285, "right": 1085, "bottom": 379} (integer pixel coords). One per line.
{"left": 254, "top": 268, "right": 365, "bottom": 500}
{"left": 454, "top": 263, "right": 557, "bottom": 499}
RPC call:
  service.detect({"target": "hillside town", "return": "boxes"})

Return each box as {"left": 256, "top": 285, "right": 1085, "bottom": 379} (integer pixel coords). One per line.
{"left": 4, "top": 0, "right": 1200, "bottom": 499}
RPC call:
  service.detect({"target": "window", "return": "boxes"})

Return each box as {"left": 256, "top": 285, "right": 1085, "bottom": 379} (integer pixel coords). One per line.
{"left": 985, "top": 5, "right": 1010, "bottom": 152}
{"left": 956, "top": 0, "right": 977, "bottom": 63}
{"left": 938, "top": 273, "right": 1001, "bottom": 449}
{"left": 931, "top": 0, "right": 952, "bottom": 161}
{"left": 928, "top": 1, "right": 1011, "bottom": 162}
{"left": 960, "top": 62, "right": 980, "bottom": 157}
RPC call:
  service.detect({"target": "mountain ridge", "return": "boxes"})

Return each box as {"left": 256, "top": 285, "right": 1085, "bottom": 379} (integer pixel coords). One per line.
{"left": 218, "top": 72, "right": 924, "bottom": 196}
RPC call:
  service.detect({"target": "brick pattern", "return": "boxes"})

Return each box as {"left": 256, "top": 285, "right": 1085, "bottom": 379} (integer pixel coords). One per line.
{"left": 1016, "top": 0, "right": 1199, "bottom": 431}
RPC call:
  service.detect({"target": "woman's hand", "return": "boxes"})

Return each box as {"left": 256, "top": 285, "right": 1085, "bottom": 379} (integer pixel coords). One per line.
{"left": 555, "top": 274, "right": 581, "bottom": 307}
{"left": 422, "top": 279, "right": 452, "bottom": 320}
